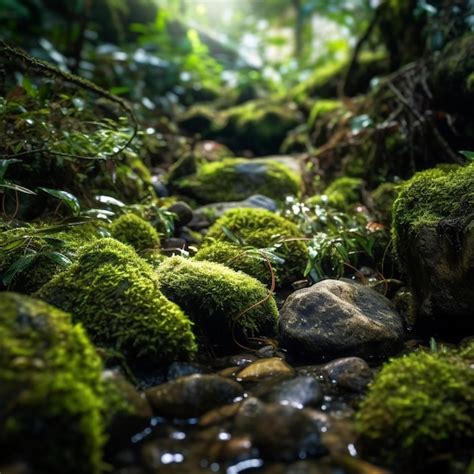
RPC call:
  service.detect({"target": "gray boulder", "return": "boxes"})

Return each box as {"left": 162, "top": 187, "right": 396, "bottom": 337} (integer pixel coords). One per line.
{"left": 280, "top": 279, "right": 404, "bottom": 360}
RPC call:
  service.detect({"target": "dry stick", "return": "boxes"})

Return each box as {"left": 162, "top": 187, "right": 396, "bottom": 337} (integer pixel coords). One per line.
{"left": 0, "top": 41, "right": 137, "bottom": 161}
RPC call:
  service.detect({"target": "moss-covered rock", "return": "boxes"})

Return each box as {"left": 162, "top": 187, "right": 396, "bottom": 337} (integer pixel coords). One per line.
{"left": 203, "top": 208, "right": 308, "bottom": 284}
{"left": 178, "top": 105, "right": 216, "bottom": 136}
{"left": 0, "top": 292, "right": 108, "bottom": 473}
{"left": 431, "top": 34, "right": 474, "bottom": 114}
{"left": 356, "top": 349, "right": 474, "bottom": 469}
{"left": 35, "top": 238, "right": 196, "bottom": 363}
{"left": 392, "top": 164, "right": 474, "bottom": 329}
{"left": 110, "top": 213, "right": 160, "bottom": 253}
{"left": 177, "top": 157, "right": 302, "bottom": 204}
{"left": 216, "top": 100, "right": 302, "bottom": 155}
{"left": 156, "top": 256, "right": 279, "bottom": 352}
{"left": 0, "top": 223, "right": 101, "bottom": 295}
{"left": 194, "top": 241, "right": 273, "bottom": 286}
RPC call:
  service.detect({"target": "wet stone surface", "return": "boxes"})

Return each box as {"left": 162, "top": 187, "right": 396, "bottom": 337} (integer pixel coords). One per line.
{"left": 101, "top": 351, "right": 393, "bottom": 474}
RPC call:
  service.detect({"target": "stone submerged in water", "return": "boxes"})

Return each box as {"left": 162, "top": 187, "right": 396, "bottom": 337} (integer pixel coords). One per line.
{"left": 236, "top": 357, "right": 295, "bottom": 382}
{"left": 254, "top": 375, "right": 323, "bottom": 408}
{"left": 235, "top": 397, "right": 327, "bottom": 461}
{"left": 320, "top": 357, "right": 373, "bottom": 393}
{"left": 280, "top": 279, "right": 405, "bottom": 360}
{"left": 145, "top": 374, "right": 244, "bottom": 418}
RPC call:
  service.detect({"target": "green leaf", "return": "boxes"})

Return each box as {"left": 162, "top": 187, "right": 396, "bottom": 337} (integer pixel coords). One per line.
{"left": 22, "top": 76, "right": 37, "bottom": 98}
{"left": 95, "top": 195, "right": 125, "bottom": 207}
{"left": 42, "top": 237, "right": 67, "bottom": 247}
{"left": 1, "top": 252, "right": 37, "bottom": 285}
{"left": 0, "top": 182, "right": 37, "bottom": 195}
{"left": 38, "top": 187, "right": 81, "bottom": 215}
{"left": 0, "top": 237, "right": 27, "bottom": 253}
{"left": 44, "top": 251, "right": 72, "bottom": 266}
{"left": 220, "top": 225, "right": 245, "bottom": 245}
{"left": 459, "top": 150, "right": 474, "bottom": 161}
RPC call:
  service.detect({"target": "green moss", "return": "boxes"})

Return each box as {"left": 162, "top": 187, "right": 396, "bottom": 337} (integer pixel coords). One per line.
{"left": 203, "top": 208, "right": 308, "bottom": 284}
{"left": 308, "top": 177, "right": 364, "bottom": 210}
{"left": 325, "top": 177, "right": 364, "bottom": 209}
{"left": 356, "top": 350, "right": 474, "bottom": 467}
{"left": 178, "top": 105, "right": 216, "bottom": 136}
{"left": 292, "top": 51, "right": 388, "bottom": 104}
{"left": 216, "top": 100, "right": 301, "bottom": 155}
{"left": 156, "top": 256, "right": 279, "bottom": 350}
{"left": 35, "top": 238, "right": 196, "bottom": 363}
{"left": 292, "top": 58, "right": 347, "bottom": 102}
{"left": 308, "top": 99, "right": 343, "bottom": 129}
{"left": 111, "top": 152, "right": 156, "bottom": 203}
{"left": 178, "top": 158, "right": 301, "bottom": 204}
{"left": 0, "top": 223, "right": 101, "bottom": 294}
{"left": 371, "top": 182, "right": 400, "bottom": 225}
{"left": 392, "top": 164, "right": 474, "bottom": 269}
{"left": 110, "top": 213, "right": 160, "bottom": 253}
{"left": 194, "top": 241, "right": 273, "bottom": 286}
{"left": 0, "top": 292, "right": 108, "bottom": 473}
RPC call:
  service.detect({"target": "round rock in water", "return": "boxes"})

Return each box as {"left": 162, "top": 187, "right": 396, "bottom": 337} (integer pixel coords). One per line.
{"left": 235, "top": 398, "right": 326, "bottom": 461}
{"left": 320, "top": 357, "right": 373, "bottom": 392}
{"left": 280, "top": 279, "right": 404, "bottom": 359}
{"left": 145, "top": 374, "right": 243, "bottom": 418}
{"left": 256, "top": 375, "right": 322, "bottom": 408}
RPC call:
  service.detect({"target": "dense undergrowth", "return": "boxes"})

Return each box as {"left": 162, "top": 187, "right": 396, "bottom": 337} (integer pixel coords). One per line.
{"left": 0, "top": 0, "right": 473, "bottom": 473}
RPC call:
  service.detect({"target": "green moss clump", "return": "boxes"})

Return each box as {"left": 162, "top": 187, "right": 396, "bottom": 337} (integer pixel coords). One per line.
{"left": 392, "top": 164, "right": 474, "bottom": 268}
{"left": 0, "top": 292, "right": 108, "bottom": 473}
{"left": 178, "top": 105, "right": 216, "bottom": 136}
{"left": 35, "top": 238, "right": 196, "bottom": 363}
{"left": 156, "top": 256, "right": 279, "bottom": 351}
{"left": 308, "top": 177, "right": 364, "bottom": 211}
{"left": 356, "top": 350, "right": 474, "bottom": 468}
{"left": 324, "top": 177, "right": 364, "bottom": 209}
{"left": 431, "top": 34, "right": 474, "bottom": 113}
{"left": 110, "top": 213, "right": 160, "bottom": 253}
{"left": 292, "top": 58, "right": 348, "bottom": 103}
{"left": 194, "top": 241, "right": 273, "bottom": 286}
{"left": 178, "top": 158, "right": 301, "bottom": 204}
{"left": 217, "top": 100, "right": 301, "bottom": 155}
{"left": 203, "top": 208, "right": 308, "bottom": 284}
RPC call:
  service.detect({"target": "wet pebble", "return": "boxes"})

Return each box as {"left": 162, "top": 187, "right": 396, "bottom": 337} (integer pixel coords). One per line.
{"left": 236, "top": 357, "right": 295, "bottom": 382}
{"left": 167, "top": 201, "right": 194, "bottom": 228}
{"left": 199, "top": 403, "right": 241, "bottom": 427}
{"left": 207, "top": 434, "right": 254, "bottom": 462}
{"left": 145, "top": 374, "right": 244, "bottom": 418}
{"left": 167, "top": 361, "right": 211, "bottom": 381}
{"left": 235, "top": 398, "right": 327, "bottom": 461}
{"left": 255, "top": 375, "right": 322, "bottom": 408}
{"left": 320, "top": 357, "right": 373, "bottom": 392}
